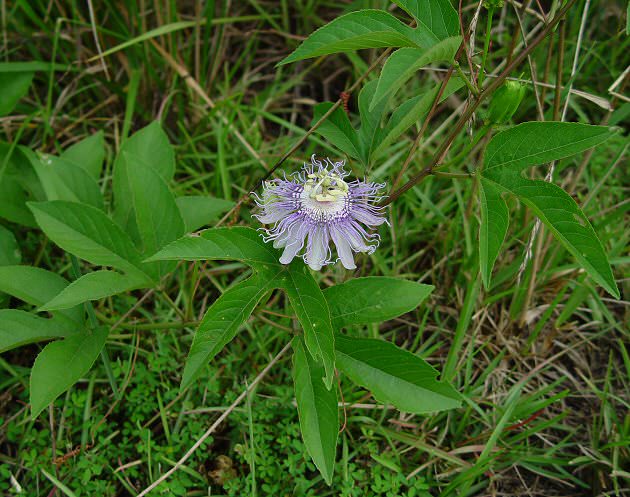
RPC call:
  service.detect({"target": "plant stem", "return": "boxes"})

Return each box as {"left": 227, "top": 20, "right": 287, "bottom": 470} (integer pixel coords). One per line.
{"left": 382, "top": 0, "right": 577, "bottom": 207}
{"left": 478, "top": 7, "right": 494, "bottom": 88}
{"left": 433, "top": 171, "right": 472, "bottom": 179}
{"left": 454, "top": 61, "right": 479, "bottom": 96}
{"left": 69, "top": 255, "right": 120, "bottom": 399}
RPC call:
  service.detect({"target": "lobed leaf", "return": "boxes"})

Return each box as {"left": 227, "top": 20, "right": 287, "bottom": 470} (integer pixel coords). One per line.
{"left": 28, "top": 200, "right": 148, "bottom": 279}
{"left": 278, "top": 10, "right": 423, "bottom": 66}
{"left": 478, "top": 178, "right": 509, "bottom": 289}
{"left": 113, "top": 122, "right": 175, "bottom": 233}
{"left": 30, "top": 326, "right": 108, "bottom": 417}
{"left": 312, "top": 103, "right": 362, "bottom": 160}
{"left": 392, "top": 0, "right": 460, "bottom": 41}
{"left": 292, "top": 337, "right": 338, "bottom": 485}
{"left": 0, "top": 265, "right": 82, "bottom": 325}
{"left": 369, "top": 36, "right": 461, "bottom": 111}
{"left": 147, "top": 226, "right": 281, "bottom": 271}
{"left": 175, "top": 196, "right": 235, "bottom": 232}
{"left": 60, "top": 131, "right": 105, "bottom": 180}
{"left": 0, "top": 71, "right": 34, "bottom": 116}
{"left": 335, "top": 334, "right": 461, "bottom": 413}
{"left": 40, "top": 270, "right": 151, "bottom": 311}
{"left": 323, "top": 277, "right": 433, "bottom": 329}
{"left": 0, "top": 310, "right": 78, "bottom": 353}
{"left": 484, "top": 122, "right": 613, "bottom": 173}
{"left": 480, "top": 122, "right": 618, "bottom": 297}
{"left": 180, "top": 271, "right": 282, "bottom": 390}
{"left": 283, "top": 265, "right": 336, "bottom": 389}
{"left": 122, "top": 156, "right": 185, "bottom": 278}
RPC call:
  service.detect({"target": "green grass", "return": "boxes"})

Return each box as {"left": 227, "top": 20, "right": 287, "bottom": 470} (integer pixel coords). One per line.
{"left": 1, "top": 1, "right": 628, "bottom": 496}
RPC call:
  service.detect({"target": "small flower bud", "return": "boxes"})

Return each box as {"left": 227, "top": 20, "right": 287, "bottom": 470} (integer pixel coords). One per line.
{"left": 486, "top": 81, "right": 526, "bottom": 125}
{"left": 483, "top": 0, "right": 504, "bottom": 9}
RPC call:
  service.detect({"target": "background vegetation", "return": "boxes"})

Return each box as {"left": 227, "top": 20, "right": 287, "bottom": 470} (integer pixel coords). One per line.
{"left": 1, "top": 0, "right": 628, "bottom": 496}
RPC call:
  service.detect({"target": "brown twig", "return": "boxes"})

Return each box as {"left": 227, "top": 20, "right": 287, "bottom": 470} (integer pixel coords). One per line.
{"left": 382, "top": 0, "right": 578, "bottom": 207}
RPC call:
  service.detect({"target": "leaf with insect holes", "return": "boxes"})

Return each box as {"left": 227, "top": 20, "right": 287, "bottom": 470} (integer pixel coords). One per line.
{"left": 479, "top": 122, "right": 619, "bottom": 297}
{"left": 392, "top": 0, "right": 460, "bottom": 41}
{"left": 292, "top": 337, "right": 338, "bottom": 485}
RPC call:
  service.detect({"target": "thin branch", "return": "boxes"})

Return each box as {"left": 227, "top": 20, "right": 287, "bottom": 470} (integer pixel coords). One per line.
{"left": 382, "top": 0, "right": 578, "bottom": 207}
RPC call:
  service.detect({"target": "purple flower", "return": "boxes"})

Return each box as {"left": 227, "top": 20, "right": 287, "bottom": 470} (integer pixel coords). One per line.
{"left": 254, "top": 155, "right": 387, "bottom": 270}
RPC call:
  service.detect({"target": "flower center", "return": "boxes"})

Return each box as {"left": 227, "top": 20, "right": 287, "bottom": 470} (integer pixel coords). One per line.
{"left": 299, "top": 169, "right": 349, "bottom": 223}
{"left": 302, "top": 170, "right": 349, "bottom": 202}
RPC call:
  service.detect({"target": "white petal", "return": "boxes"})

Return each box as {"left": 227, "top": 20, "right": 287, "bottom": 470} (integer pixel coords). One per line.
{"left": 256, "top": 209, "right": 287, "bottom": 225}
{"left": 279, "top": 226, "right": 306, "bottom": 265}
{"left": 331, "top": 227, "right": 356, "bottom": 270}
{"left": 306, "top": 227, "right": 326, "bottom": 271}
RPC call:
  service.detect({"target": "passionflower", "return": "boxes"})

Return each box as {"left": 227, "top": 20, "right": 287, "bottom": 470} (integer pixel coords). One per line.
{"left": 254, "top": 155, "right": 387, "bottom": 270}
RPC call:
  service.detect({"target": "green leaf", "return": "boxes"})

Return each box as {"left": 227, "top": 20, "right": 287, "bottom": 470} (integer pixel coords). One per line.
{"left": 478, "top": 178, "right": 509, "bottom": 289}
{"left": 0, "top": 71, "right": 34, "bottom": 116}
{"left": 147, "top": 227, "right": 281, "bottom": 272}
{"left": 0, "top": 175, "right": 35, "bottom": 226}
{"left": 60, "top": 131, "right": 105, "bottom": 180}
{"left": 181, "top": 271, "right": 282, "bottom": 390}
{"left": 176, "top": 196, "right": 235, "bottom": 232}
{"left": 369, "top": 36, "right": 461, "bottom": 111}
{"left": 312, "top": 103, "right": 362, "bottom": 160}
{"left": 356, "top": 81, "right": 390, "bottom": 165}
{"left": 40, "top": 270, "right": 151, "bottom": 311}
{"left": 278, "top": 10, "right": 423, "bottom": 66}
{"left": 0, "top": 310, "right": 78, "bottom": 353}
{"left": 392, "top": 0, "right": 460, "bottom": 40}
{"left": 283, "top": 265, "right": 335, "bottom": 389}
{"left": 0, "top": 225, "right": 21, "bottom": 266}
{"left": 28, "top": 201, "right": 148, "bottom": 278}
{"left": 23, "top": 149, "right": 104, "bottom": 210}
{"left": 484, "top": 122, "right": 613, "bottom": 173}
{"left": 481, "top": 122, "right": 618, "bottom": 297}
{"left": 30, "top": 326, "right": 108, "bottom": 417}
{"left": 323, "top": 277, "right": 434, "bottom": 329}
{"left": 0, "top": 144, "right": 37, "bottom": 226}
{"left": 335, "top": 334, "right": 461, "bottom": 413}
{"left": 292, "top": 337, "right": 338, "bottom": 485}
{"left": 113, "top": 122, "right": 175, "bottom": 232}
{"left": 0, "top": 265, "right": 82, "bottom": 325}
{"left": 372, "top": 77, "right": 464, "bottom": 159}
{"left": 123, "top": 156, "right": 185, "bottom": 278}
